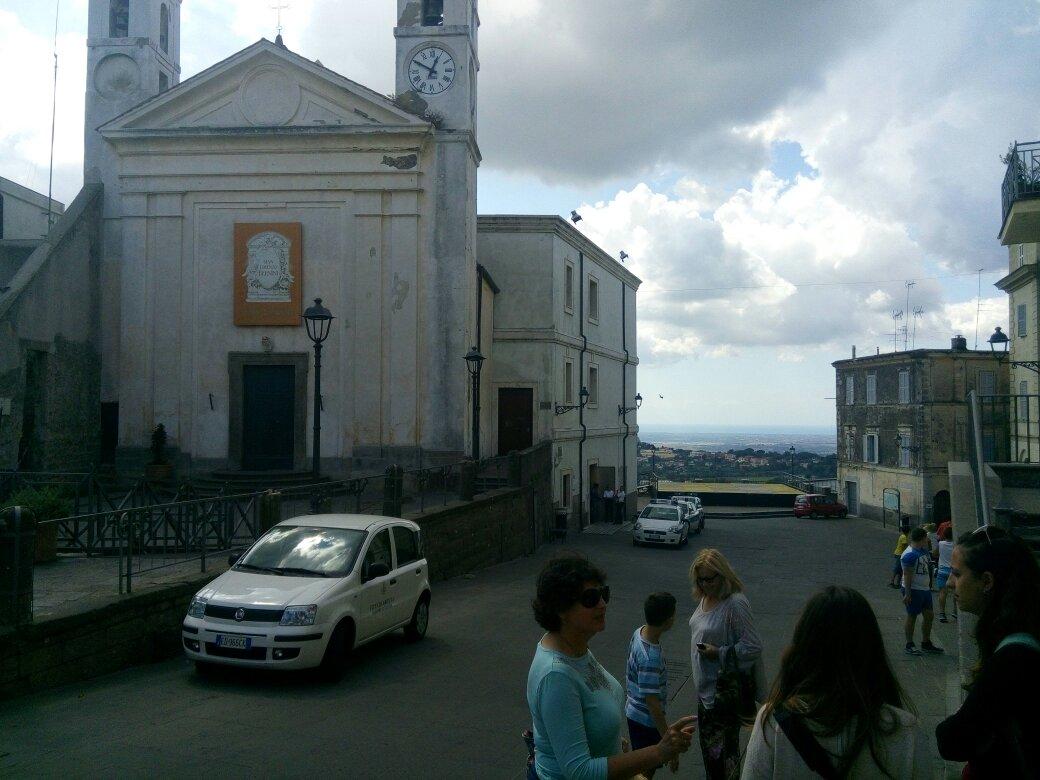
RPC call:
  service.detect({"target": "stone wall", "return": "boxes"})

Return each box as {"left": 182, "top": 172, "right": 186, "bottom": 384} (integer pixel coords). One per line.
{"left": 0, "top": 186, "right": 103, "bottom": 471}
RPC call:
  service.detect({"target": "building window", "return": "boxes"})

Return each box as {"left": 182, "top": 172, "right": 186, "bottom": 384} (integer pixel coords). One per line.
{"left": 1018, "top": 303, "right": 1028, "bottom": 338}
{"left": 844, "top": 428, "right": 856, "bottom": 460}
{"left": 979, "top": 370, "right": 996, "bottom": 396}
{"left": 564, "top": 359, "right": 574, "bottom": 404}
{"left": 564, "top": 262, "right": 574, "bottom": 314}
{"left": 845, "top": 376, "right": 854, "bottom": 405}
{"left": 110, "top": 0, "right": 129, "bottom": 37}
{"left": 159, "top": 4, "right": 169, "bottom": 53}
{"left": 1019, "top": 244, "right": 1026, "bottom": 268}
{"left": 562, "top": 472, "right": 572, "bottom": 510}
{"left": 898, "top": 369, "right": 910, "bottom": 404}
{"left": 588, "top": 277, "right": 599, "bottom": 322}
{"left": 159, "top": 72, "right": 169, "bottom": 91}
{"left": 1019, "top": 380, "right": 1030, "bottom": 419}
{"left": 898, "top": 432, "right": 912, "bottom": 468}
{"left": 863, "top": 433, "right": 879, "bottom": 464}
{"left": 422, "top": 0, "right": 444, "bottom": 26}
{"left": 866, "top": 374, "right": 877, "bottom": 405}
{"left": 588, "top": 365, "right": 599, "bottom": 406}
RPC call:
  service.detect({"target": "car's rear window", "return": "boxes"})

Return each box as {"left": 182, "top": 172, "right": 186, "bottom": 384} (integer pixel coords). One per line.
{"left": 642, "top": 507, "right": 679, "bottom": 521}
{"left": 237, "top": 525, "right": 367, "bottom": 577}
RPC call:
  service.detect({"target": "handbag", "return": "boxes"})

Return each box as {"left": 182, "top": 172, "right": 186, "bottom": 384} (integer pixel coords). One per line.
{"left": 773, "top": 707, "right": 838, "bottom": 779}
{"left": 714, "top": 646, "right": 757, "bottom": 727}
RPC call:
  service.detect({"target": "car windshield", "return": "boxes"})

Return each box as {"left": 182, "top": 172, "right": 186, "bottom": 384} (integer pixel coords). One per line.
{"left": 642, "top": 507, "right": 679, "bottom": 521}
{"left": 236, "top": 525, "right": 366, "bottom": 577}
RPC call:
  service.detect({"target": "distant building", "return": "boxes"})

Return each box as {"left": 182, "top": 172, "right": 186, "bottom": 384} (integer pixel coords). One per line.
{"left": 832, "top": 338, "right": 1007, "bottom": 526}
{"left": 0, "top": 176, "right": 64, "bottom": 240}
{"left": 478, "top": 216, "right": 641, "bottom": 529}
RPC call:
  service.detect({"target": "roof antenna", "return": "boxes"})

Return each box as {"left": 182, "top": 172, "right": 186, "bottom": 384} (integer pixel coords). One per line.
{"left": 271, "top": 1, "right": 289, "bottom": 46}
{"left": 46, "top": 0, "right": 60, "bottom": 235}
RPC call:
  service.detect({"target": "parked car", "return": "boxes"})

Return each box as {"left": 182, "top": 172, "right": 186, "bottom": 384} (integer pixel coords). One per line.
{"left": 793, "top": 494, "right": 847, "bottom": 518}
{"left": 182, "top": 514, "right": 430, "bottom": 679}
{"left": 671, "top": 495, "right": 705, "bottom": 534}
{"left": 634, "top": 504, "right": 688, "bottom": 547}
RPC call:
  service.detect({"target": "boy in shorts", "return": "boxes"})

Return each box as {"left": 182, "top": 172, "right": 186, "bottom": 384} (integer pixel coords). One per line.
{"left": 626, "top": 592, "right": 677, "bottom": 777}
{"left": 901, "top": 527, "right": 943, "bottom": 655}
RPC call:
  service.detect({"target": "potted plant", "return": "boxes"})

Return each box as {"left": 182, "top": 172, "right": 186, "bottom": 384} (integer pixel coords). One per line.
{"left": 4, "top": 485, "right": 70, "bottom": 563}
{"left": 145, "top": 423, "right": 173, "bottom": 481}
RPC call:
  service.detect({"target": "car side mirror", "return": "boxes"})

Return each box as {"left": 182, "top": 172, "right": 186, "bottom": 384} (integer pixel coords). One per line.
{"left": 228, "top": 552, "right": 241, "bottom": 566}
{"left": 365, "top": 561, "right": 390, "bottom": 581}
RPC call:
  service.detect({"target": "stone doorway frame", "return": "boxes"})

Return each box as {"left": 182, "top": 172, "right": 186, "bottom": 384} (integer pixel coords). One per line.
{"left": 228, "top": 352, "right": 309, "bottom": 471}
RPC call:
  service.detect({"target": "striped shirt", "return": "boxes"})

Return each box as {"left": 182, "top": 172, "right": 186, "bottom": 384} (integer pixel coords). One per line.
{"left": 625, "top": 627, "right": 667, "bottom": 728}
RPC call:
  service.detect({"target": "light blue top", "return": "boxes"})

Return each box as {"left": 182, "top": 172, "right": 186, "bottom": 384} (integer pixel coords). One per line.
{"left": 625, "top": 627, "right": 667, "bottom": 728}
{"left": 527, "top": 640, "right": 625, "bottom": 780}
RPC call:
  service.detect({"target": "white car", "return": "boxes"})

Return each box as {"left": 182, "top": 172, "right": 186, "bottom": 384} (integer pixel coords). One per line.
{"left": 182, "top": 514, "right": 431, "bottom": 678}
{"left": 633, "top": 504, "right": 688, "bottom": 547}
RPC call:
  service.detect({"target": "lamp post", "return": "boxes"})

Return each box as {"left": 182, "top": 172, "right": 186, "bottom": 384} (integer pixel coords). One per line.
{"left": 988, "top": 326, "right": 1009, "bottom": 357}
{"left": 555, "top": 387, "right": 590, "bottom": 416}
{"left": 302, "top": 298, "right": 334, "bottom": 478}
{"left": 464, "top": 346, "right": 485, "bottom": 460}
{"left": 618, "top": 392, "right": 643, "bottom": 417}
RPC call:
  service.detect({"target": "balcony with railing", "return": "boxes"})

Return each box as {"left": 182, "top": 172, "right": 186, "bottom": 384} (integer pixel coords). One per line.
{"left": 1000, "top": 141, "right": 1040, "bottom": 244}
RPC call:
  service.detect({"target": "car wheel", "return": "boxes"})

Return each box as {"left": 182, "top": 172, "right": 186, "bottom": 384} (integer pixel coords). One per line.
{"left": 404, "top": 595, "right": 430, "bottom": 642}
{"left": 318, "top": 619, "right": 355, "bottom": 682}
{"left": 840, "top": 511, "right": 848, "bottom": 518}
{"left": 632, "top": 538, "right": 639, "bottom": 547}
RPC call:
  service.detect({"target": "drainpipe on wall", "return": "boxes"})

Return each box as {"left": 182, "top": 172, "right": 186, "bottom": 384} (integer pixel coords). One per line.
{"left": 578, "top": 251, "right": 588, "bottom": 527}
{"left": 621, "top": 284, "right": 630, "bottom": 493}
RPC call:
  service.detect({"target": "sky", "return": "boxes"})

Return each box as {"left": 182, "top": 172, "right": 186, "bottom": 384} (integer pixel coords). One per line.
{"left": 2, "top": 0, "right": 1034, "bottom": 428}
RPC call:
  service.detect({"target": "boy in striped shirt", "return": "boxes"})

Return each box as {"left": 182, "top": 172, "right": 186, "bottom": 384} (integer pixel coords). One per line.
{"left": 626, "top": 592, "right": 677, "bottom": 777}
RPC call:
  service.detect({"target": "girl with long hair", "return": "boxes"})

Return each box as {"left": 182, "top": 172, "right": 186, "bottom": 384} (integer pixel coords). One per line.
{"left": 741, "top": 586, "right": 921, "bottom": 779}
{"left": 688, "top": 548, "right": 764, "bottom": 780}
{"left": 935, "top": 526, "right": 1040, "bottom": 777}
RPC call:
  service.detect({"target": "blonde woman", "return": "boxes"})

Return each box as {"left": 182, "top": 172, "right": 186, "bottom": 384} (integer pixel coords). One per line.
{"left": 689, "top": 549, "right": 765, "bottom": 779}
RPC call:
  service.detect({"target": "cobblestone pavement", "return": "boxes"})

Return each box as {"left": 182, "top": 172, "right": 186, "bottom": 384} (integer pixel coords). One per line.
{"left": 0, "top": 513, "right": 956, "bottom": 778}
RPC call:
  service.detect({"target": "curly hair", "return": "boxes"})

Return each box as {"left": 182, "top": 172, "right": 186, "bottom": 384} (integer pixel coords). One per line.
{"left": 957, "top": 527, "right": 1040, "bottom": 679}
{"left": 531, "top": 554, "right": 607, "bottom": 632}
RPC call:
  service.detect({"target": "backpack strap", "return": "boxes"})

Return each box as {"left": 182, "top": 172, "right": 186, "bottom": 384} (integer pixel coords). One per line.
{"left": 996, "top": 632, "right": 1040, "bottom": 654}
{"left": 773, "top": 707, "right": 839, "bottom": 780}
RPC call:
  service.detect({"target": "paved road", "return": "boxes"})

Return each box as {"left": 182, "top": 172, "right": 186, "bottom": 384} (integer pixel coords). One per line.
{"left": 0, "top": 514, "right": 956, "bottom": 778}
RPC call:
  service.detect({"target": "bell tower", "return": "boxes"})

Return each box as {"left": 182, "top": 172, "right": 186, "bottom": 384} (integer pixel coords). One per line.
{"left": 394, "top": 0, "right": 479, "bottom": 135}
{"left": 85, "top": 0, "right": 181, "bottom": 185}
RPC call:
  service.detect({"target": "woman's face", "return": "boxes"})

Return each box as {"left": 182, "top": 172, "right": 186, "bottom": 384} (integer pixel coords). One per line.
{"left": 559, "top": 580, "right": 608, "bottom": 638}
{"left": 951, "top": 545, "right": 992, "bottom": 615}
{"left": 695, "top": 566, "right": 723, "bottom": 598}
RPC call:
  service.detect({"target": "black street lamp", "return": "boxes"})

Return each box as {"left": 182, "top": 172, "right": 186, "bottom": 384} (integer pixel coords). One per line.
{"left": 555, "top": 387, "right": 590, "bottom": 416}
{"left": 988, "top": 326, "right": 1009, "bottom": 356}
{"left": 464, "top": 346, "right": 485, "bottom": 460}
{"left": 303, "top": 298, "right": 334, "bottom": 478}
{"left": 618, "top": 392, "right": 643, "bottom": 417}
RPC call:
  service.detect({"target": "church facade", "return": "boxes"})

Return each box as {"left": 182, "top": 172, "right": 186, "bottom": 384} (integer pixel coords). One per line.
{"left": 83, "top": 0, "right": 481, "bottom": 472}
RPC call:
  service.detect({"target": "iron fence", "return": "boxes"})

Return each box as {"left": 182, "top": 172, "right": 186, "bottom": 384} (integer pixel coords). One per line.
{"left": 1001, "top": 140, "right": 1040, "bottom": 226}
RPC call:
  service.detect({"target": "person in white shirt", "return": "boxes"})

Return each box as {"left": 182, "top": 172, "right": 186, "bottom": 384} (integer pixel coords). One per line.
{"left": 615, "top": 488, "right": 627, "bottom": 524}
{"left": 741, "top": 586, "right": 926, "bottom": 780}
{"left": 935, "top": 526, "right": 957, "bottom": 623}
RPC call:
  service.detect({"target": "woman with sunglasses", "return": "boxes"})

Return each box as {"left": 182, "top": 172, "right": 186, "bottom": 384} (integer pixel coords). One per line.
{"left": 689, "top": 548, "right": 765, "bottom": 780}
{"left": 935, "top": 525, "right": 1040, "bottom": 777}
{"left": 527, "top": 554, "right": 697, "bottom": 780}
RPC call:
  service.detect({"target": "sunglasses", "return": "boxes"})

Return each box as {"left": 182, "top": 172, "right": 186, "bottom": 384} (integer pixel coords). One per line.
{"left": 696, "top": 573, "right": 720, "bottom": 585}
{"left": 579, "top": 585, "right": 611, "bottom": 608}
{"left": 972, "top": 525, "right": 994, "bottom": 545}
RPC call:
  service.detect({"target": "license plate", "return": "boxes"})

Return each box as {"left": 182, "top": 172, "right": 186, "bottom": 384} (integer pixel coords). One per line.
{"left": 215, "top": 635, "right": 251, "bottom": 650}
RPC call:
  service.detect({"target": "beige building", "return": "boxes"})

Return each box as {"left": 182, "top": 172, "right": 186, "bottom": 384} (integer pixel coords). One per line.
{"left": 478, "top": 217, "right": 640, "bottom": 529}
{"left": 0, "top": 177, "right": 64, "bottom": 241}
{"left": 833, "top": 340, "right": 1007, "bottom": 525}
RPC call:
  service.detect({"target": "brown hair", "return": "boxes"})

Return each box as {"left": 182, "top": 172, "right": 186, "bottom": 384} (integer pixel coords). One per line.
{"left": 689, "top": 548, "right": 743, "bottom": 600}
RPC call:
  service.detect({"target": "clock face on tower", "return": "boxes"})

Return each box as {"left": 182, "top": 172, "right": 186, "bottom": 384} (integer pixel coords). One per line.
{"left": 408, "top": 46, "right": 456, "bottom": 95}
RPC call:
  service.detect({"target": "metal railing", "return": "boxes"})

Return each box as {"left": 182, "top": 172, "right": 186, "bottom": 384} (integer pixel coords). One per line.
{"left": 1001, "top": 140, "right": 1040, "bottom": 226}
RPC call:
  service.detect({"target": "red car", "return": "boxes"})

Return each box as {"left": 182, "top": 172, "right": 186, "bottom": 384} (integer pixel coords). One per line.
{"left": 793, "top": 494, "right": 847, "bottom": 518}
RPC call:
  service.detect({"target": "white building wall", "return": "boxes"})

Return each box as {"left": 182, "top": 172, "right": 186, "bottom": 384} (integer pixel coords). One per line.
{"left": 0, "top": 177, "right": 64, "bottom": 240}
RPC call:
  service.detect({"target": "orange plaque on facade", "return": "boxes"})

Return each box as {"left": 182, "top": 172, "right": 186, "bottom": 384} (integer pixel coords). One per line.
{"left": 233, "top": 222, "right": 303, "bottom": 326}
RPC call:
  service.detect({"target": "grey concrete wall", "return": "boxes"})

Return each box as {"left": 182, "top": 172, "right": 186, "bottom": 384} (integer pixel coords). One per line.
{"left": 0, "top": 186, "right": 103, "bottom": 471}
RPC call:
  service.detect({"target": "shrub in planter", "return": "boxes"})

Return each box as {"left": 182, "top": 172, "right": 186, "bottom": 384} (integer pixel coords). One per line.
{"left": 146, "top": 423, "right": 173, "bottom": 480}
{"left": 3, "top": 486, "right": 71, "bottom": 563}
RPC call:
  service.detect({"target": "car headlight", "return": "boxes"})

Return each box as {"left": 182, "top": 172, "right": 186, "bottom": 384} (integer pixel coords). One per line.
{"left": 187, "top": 595, "right": 207, "bottom": 619}
{"left": 280, "top": 604, "right": 318, "bottom": 626}
{"left": 634, "top": 522, "right": 642, "bottom": 530}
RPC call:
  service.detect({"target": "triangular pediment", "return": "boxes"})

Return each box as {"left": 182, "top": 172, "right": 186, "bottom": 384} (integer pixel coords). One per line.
{"left": 100, "top": 39, "right": 429, "bottom": 134}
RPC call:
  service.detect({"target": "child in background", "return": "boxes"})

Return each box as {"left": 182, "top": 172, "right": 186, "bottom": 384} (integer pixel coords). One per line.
{"left": 626, "top": 592, "right": 679, "bottom": 778}
{"left": 890, "top": 525, "right": 910, "bottom": 589}
{"left": 936, "top": 526, "right": 957, "bottom": 623}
